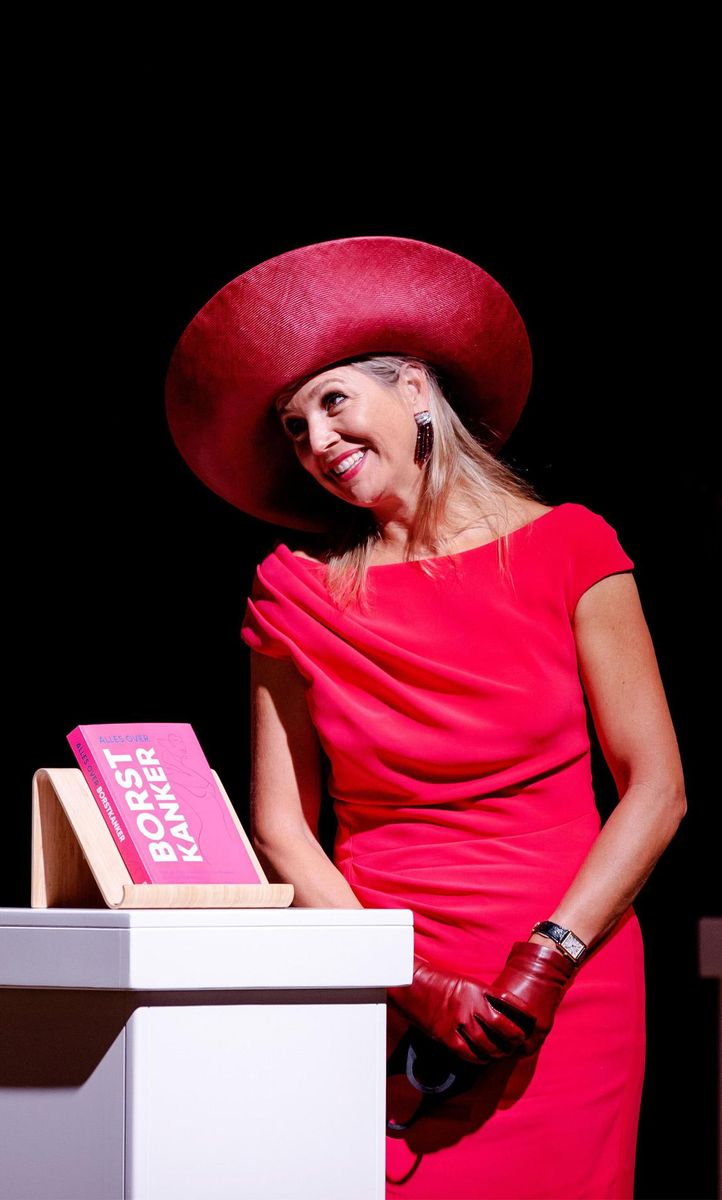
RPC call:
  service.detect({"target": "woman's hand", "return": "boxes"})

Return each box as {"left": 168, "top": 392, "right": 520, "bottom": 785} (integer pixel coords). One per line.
{"left": 387, "top": 942, "right": 576, "bottom": 1065}
{"left": 388, "top": 956, "right": 508, "bottom": 1065}
{"left": 479, "top": 940, "right": 577, "bottom": 1057}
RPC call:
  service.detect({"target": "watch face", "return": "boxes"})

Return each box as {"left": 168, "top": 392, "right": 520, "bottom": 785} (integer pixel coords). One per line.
{"left": 561, "top": 932, "right": 586, "bottom": 960}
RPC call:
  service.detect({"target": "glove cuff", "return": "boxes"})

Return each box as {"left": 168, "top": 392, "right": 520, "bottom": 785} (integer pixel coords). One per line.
{"left": 508, "top": 940, "right": 577, "bottom": 985}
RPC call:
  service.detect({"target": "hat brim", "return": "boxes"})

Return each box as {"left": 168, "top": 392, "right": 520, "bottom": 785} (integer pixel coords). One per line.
{"left": 165, "top": 236, "right": 532, "bottom": 532}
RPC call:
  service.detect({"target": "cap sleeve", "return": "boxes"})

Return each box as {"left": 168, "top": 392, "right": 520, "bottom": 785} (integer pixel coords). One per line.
{"left": 564, "top": 506, "right": 635, "bottom": 617}
{"left": 240, "top": 557, "right": 294, "bottom": 661}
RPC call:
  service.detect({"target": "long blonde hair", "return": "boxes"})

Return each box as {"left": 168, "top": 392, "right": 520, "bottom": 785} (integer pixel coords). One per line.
{"left": 276, "top": 354, "right": 546, "bottom": 610}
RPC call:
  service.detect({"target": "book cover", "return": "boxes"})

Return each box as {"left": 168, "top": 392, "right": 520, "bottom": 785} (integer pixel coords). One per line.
{"left": 66, "top": 722, "right": 263, "bottom": 886}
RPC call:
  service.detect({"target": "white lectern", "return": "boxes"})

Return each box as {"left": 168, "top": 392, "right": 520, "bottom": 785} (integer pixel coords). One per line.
{"left": 0, "top": 907, "right": 413, "bottom": 1200}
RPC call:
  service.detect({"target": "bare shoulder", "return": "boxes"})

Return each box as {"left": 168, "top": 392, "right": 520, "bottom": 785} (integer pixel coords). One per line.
{"left": 523, "top": 499, "right": 555, "bottom": 520}
{"left": 506, "top": 498, "right": 555, "bottom": 532}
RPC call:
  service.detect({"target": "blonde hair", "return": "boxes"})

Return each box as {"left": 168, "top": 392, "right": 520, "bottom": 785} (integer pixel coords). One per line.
{"left": 276, "top": 354, "right": 546, "bottom": 611}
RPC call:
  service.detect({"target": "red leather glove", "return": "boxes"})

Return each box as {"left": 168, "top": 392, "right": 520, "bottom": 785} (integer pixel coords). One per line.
{"left": 387, "top": 941, "right": 576, "bottom": 1066}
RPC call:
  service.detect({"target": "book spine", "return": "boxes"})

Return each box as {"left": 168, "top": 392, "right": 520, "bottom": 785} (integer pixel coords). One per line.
{"left": 68, "top": 731, "right": 151, "bottom": 884}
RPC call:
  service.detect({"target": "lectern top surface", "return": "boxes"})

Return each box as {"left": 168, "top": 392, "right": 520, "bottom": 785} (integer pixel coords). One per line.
{"left": 0, "top": 907, "right": 414, "bottom": 929}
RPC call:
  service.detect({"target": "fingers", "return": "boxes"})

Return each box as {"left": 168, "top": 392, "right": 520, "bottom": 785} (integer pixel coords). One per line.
{"left": 475, "top": 995, "right": 532, "bottom": 1050}
{"left": 448, "top": 1024, "right": 494, "bottom": 1064}
{"left": 439, "top": 990, "right": 533, "bottom": 1064}
{"left": 485, "top": 993, "right": 535, "bottom": 1039}
{"left": 464, "top": 996, "right": 531, "bottom": 1060}
{"left": 407, "top": 960, "right": 560, "bottom": 1065}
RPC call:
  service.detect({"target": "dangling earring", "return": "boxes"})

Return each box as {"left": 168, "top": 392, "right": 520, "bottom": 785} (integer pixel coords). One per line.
{"left": 414, "top": 411, "right": 434, "bottom": 465}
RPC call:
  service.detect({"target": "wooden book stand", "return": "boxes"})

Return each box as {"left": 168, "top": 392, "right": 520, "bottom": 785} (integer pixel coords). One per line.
{"left": 31, "top": 767, "right": 294, "bottom": 909}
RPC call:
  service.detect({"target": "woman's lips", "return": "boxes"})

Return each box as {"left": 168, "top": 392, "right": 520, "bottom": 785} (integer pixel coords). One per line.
{"left": 330, "top": 449, "right": 368, "bottom": 482}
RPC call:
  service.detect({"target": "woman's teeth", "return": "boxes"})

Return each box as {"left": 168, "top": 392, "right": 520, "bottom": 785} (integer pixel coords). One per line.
{"left": 332, "top": 450, "right": 367, "bottom": 475}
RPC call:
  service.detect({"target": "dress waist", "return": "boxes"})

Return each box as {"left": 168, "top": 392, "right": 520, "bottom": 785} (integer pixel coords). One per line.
{"left": 333, "top": 753, "right": 600, "bottom": 864}
{"left": 337, "top": 806, "right": 603, "bottom": 978}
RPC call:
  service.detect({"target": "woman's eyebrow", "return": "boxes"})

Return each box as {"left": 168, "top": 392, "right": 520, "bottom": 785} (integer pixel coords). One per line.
{"left": 277, "top": 376, "right": 347, "bottom": 417}
{"left": 307, "top": 375, "right": 347, "bottom": 397}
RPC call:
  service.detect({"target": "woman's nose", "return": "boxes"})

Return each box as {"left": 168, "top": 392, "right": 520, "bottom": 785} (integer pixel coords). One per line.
{"left": 306, "top": 415, "right": 339, "bottom": 457}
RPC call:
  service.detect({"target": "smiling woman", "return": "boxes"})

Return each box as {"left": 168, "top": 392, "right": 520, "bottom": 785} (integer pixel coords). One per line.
{"left": 164, "top": 235, "right": 686, "bottom": 1200}
{"left": 272, "top": 354, "right": 546, "bottom": 607}
{"left": 277, "top": 363, "right": 422, "bottom": 502}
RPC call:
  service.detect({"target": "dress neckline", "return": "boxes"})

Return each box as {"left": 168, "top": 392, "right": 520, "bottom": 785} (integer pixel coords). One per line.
{"left": 284, "top": 503, "right": 567, "bottom": 572}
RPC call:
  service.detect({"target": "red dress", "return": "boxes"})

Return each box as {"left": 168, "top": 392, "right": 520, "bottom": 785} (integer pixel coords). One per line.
{"left": 241, "top": 502, "right": 646, "bottom": 1200}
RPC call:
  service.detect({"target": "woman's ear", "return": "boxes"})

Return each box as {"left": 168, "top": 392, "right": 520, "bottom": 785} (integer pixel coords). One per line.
{"left": 399, "top": 363, "right": 429, "bottom": 414}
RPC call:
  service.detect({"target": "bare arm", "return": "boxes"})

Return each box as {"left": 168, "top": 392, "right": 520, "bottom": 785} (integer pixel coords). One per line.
{"left": 249, "top": 649, "right": 364, "bottom": 909}
{"left": 530, "top": 571, "right": 687, "bottom": 954}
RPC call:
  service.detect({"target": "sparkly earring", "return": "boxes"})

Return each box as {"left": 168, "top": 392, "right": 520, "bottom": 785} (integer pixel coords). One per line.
{"left": 414, "top": 411, "right": 434, "bottom": 465}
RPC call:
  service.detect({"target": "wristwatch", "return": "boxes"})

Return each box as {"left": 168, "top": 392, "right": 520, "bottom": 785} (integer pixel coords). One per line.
{"left": 530, "top": 920, "right": 588, "bottom": 965}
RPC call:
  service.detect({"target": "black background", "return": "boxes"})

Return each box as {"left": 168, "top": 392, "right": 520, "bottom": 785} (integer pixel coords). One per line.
{"left": 6, "top": 55, "right": 719, "bottom": 1199}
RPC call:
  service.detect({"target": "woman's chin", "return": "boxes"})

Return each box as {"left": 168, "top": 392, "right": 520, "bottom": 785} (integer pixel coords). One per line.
{"left": 317, "top": 478, "right": 383, "bottom": 508}
{"left": 332, "top": 492, "right": 378, "bottom": 509}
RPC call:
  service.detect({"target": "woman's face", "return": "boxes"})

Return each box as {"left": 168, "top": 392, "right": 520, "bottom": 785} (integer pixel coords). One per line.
{"left": 276, "top": 364, "right": 429, "bottom": 519}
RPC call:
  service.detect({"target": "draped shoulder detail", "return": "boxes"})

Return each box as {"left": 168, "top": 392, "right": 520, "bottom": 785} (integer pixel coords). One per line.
{"left": 240, "top": 542, "right": 378, "bottom": 680}
{"left": 560, "top": 503, "right": 635, "bottom": 617}
{"left": 240, "top": 553, "right": 294, "bottom": 661}
{"left": 240, "top": 545, "right": 329, "bottom": 667}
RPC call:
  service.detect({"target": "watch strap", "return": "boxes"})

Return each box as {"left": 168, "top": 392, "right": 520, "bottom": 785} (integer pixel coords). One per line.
{"left": 531, "top": 920, "right": 587, "bottom": 964}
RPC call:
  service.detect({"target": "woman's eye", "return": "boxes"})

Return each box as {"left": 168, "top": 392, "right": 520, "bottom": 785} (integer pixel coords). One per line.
{"left": 284, "top": 393, "right": 346, "bottom": 440}
{"left": 323, "top": 391, "right": 346, "bottom": 410}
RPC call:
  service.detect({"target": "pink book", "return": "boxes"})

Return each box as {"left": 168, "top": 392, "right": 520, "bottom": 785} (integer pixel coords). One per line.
{"left": 67, "top": 723, "right": 262, "bottom": 886}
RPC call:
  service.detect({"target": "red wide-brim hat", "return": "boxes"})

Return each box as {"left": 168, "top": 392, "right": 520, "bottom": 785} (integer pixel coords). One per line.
{"left": 164, "top": 235, "right": 532, "bottom": 532}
